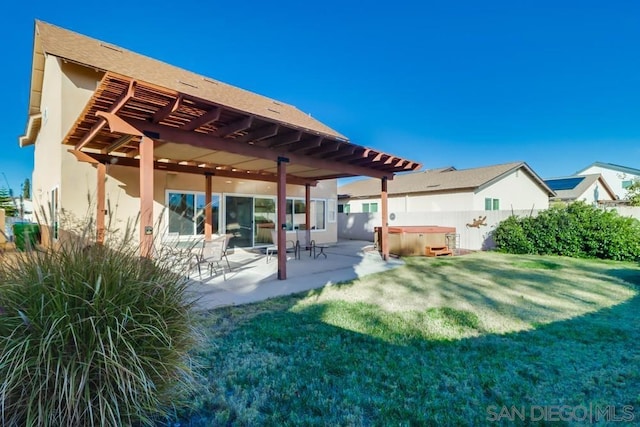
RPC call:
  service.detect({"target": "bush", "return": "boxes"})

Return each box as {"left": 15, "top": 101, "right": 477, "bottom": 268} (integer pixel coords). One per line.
{"left": 0, "top": 235, "right": 199, "bottom": 426}
{"left": 493, "top": 202, "right": 640, "bottom": 261}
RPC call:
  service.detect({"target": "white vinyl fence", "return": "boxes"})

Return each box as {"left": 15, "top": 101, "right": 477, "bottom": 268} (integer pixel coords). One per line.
{"left": 338, "top": 206, "right": 640, "bottom": 251}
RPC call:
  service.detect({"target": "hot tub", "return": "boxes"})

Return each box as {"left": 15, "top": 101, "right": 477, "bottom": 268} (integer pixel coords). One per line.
{"left": 374, "top": 225, "right": 456, "bottom": 256}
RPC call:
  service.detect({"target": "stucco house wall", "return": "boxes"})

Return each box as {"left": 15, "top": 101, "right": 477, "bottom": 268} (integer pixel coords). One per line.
{"left": 474, "top": 169, "right": 549, "bottom": 211}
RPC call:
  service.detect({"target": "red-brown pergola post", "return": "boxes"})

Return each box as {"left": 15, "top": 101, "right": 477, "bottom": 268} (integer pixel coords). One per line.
{"left": 277, "top": 157, "right": 289, "bottom": 280}
{"left": 381, "top": 176, "right": 389, "bottom": 261}
{"left": 139, "top": 135, "right": 154, "bottom": 258}
{"left": 205, "top": 173, "right": 213, "bottom": 240}
{"left": 96, "top": 162, "right": 106, "bottom": 245}
{"left": 305, "top": 183, "right": 311, "bottom": 245}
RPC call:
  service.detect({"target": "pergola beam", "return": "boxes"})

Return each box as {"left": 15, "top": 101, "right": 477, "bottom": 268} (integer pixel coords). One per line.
{"left": 78, "top": 152, "right": 318, "bottom": 186}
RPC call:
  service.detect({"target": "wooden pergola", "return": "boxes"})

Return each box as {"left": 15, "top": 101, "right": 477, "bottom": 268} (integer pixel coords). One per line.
{"left": 64, "top": 72, "right": 421, "bottom": 279}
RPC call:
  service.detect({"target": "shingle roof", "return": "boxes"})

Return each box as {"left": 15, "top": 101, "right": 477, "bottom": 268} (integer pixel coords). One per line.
{"left": 339, "top": 162, "right": 554, "bottom": 197}
{"left": 33, "top": 20, "right": 346, "bottom": 140}
{"left": 576, "top": 162, "right": 640, "bottom": 177}
{"left": 546, "top": 174, "right": 617, "bottom": 201}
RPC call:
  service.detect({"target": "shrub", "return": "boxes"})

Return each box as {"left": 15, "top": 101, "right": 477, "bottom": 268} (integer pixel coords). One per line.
{"left": 0, "top": 234, "right": 199, "bottom": 426}
{"left": 493, "top": 202, "right": 640, "bottom": 261}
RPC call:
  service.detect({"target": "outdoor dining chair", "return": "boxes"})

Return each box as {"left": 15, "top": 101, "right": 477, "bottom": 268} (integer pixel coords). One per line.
{"left": 196, "top": 235, "right": 229, "bottom": 279}
{"left": 295, "top": 228, "right": 315, "bottom": 258}
{"left": 267, "top": 229, "right": 297, "bottom": 263}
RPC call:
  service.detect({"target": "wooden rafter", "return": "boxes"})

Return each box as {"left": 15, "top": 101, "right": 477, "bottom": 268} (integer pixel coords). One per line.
{"left": 215, "top": 116, "right": 253, "bottom": 137}
{"left": 237, "top": 123, "right": 280, "bottom": 143}
{"left": 287, "top": 136, "right": 323, "bottom": 153}
{"left": 264, "top": 130, "right": 303, "bottom": 148}
{"left": 152, "top": 95, "right": 182, "bottom": 123}
{"left": 181, "top": 106, "right": 221, "bottom": 131}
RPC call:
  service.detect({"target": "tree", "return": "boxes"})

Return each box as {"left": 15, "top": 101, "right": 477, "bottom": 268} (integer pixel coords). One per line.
{"left": 626, "top": 178, "right": 640, "bottom": 206}
{"left": 0, "top": 187, "right": 17, "bottom": 217}
{"left": 22, "top": 178, "right": 31, "bottom": 200}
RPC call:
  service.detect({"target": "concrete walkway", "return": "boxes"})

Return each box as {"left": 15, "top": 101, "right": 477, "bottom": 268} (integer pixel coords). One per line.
{"left": 187, "top": 240, "right": 404, "bottom": 310}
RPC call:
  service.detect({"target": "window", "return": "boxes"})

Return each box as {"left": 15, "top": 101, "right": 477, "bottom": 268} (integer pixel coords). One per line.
{"left": 285, "top": 198, "right": 326, "bottom": 230}
{"left": 311, "top": 200, "right": 325, "bottom": 230}
{"left": 167, "top": 191, "right": 220, "bottom": 236}
{"left": 622, "top": 180, "right": 633, "bottom": 189}
{"left": 338, "top": 203, "right": 347, "bottom": 213}
{"left": 327, "top": 199, "right": 337, "bottom": 223}
{"left": 485, "top": 198, "right": 500, "bottom": 211}
{"left": 363, "top": 202, "right": 378, "bottom": 213}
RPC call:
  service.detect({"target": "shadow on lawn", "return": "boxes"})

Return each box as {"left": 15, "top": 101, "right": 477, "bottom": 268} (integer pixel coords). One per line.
{"left": 308, "top": 254, "right": 639, "bottom": 328}
{"left": 174, "top": 264, "right": 640, "bottom": 426}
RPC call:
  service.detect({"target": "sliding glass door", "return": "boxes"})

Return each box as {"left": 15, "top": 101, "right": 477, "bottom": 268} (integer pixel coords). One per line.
{"left": 225, "top": 196, "right": 254, "bottom": 248}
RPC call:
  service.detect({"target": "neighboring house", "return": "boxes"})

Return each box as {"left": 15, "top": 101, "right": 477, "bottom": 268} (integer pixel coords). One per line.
{"left": 576, "top": 162, "right": 640, "bottom": 200}
{"left": 338, "top": 162, "right": 554, "bottom": 214}
{"left": 545, "top": 174, "right": 616, "bottom": 206}
{"left": 18, "top": 21, "right": 419, "bottom": 260}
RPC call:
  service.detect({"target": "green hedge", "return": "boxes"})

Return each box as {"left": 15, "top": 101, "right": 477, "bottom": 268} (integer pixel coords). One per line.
{"left": 493, "top": 202, "right": 640, "bottom": 261}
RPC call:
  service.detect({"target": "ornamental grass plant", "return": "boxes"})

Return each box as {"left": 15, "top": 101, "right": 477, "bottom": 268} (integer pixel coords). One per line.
{"left": 0, "top": 225, "right": 199, "bottom": 426}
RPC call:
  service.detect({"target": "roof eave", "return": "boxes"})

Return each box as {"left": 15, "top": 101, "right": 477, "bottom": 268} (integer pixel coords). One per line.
{"left": 19, "top": 113, "right": 42, "bottom": 147}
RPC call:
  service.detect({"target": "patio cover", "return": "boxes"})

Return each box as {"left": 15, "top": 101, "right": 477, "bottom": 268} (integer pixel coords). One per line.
{"left": 20, "top": 21, "right": 422, "bottom": 278}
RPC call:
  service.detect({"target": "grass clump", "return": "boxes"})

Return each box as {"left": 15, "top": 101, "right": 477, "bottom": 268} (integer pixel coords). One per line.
{"left": 0, "top": 237, "right": 199, "bottom": 426}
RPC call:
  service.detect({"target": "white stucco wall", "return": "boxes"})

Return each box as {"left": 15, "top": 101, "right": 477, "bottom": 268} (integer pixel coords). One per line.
{"left": 579, "top": 166, "right": 639, "bottom": 200}
{"left": 475, "top": 169, "right": 549, "bottom": 211}
{"left": 577, "top": 179, "right": 614, "bottom": 205}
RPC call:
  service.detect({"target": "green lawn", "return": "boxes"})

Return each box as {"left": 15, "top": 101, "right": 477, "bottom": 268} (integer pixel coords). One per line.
{"left": 170, "top": 252, "right": 640, "bottom": 426}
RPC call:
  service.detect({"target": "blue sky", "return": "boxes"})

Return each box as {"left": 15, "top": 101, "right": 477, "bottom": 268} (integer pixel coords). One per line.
{"left": 2, "top": 0, "right": 639, "bottom": 193}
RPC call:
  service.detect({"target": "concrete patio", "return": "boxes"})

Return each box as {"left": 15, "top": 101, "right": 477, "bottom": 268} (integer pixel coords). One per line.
{"left": 186, "top": 239, "right": 404, "bottom": 310}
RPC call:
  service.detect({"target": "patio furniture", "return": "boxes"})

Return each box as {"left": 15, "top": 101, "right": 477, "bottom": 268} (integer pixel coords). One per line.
{"left": 313, "top": 244, "right": 328, "bottom": 259}
{"left": 266, "top": 230, "right": 297, "bottom": 263}
{"left": 196, "top": 236, "right": 229, "bottom": 279}
{"left": 295, "top": 228, "right": 315, "bottom": 259}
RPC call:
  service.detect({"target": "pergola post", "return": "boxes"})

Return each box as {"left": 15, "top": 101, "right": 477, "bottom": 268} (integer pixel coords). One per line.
{"left": 139, "top": 135, "right": 154, "bottom": 258}
{"left": 305, "top": 183, "right": 311, "bottom": 245}
{"left": 96, "top": 162, "right": 106, "bottom": 245}
{"left": 205, "top": 173, "right": 213, "bottom": 240}
{"left": 277, "top": 156, "right": 289, "bottom": 280}
{"left": 381, "top": 176, "right": 389, "bottom": 261}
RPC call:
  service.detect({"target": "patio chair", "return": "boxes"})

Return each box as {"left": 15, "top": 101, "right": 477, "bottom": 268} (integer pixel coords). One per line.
{"left": 220, "top": 233, "right": 233, "bottom": 271}
{"left": 267, "top": 229, "right": 297, "bottom": 263}
{"left": 295, "top": 228, "right": 315, "bottom": 258}
{"left": 197, "top": 235, "right": 228, "bottom": 279}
